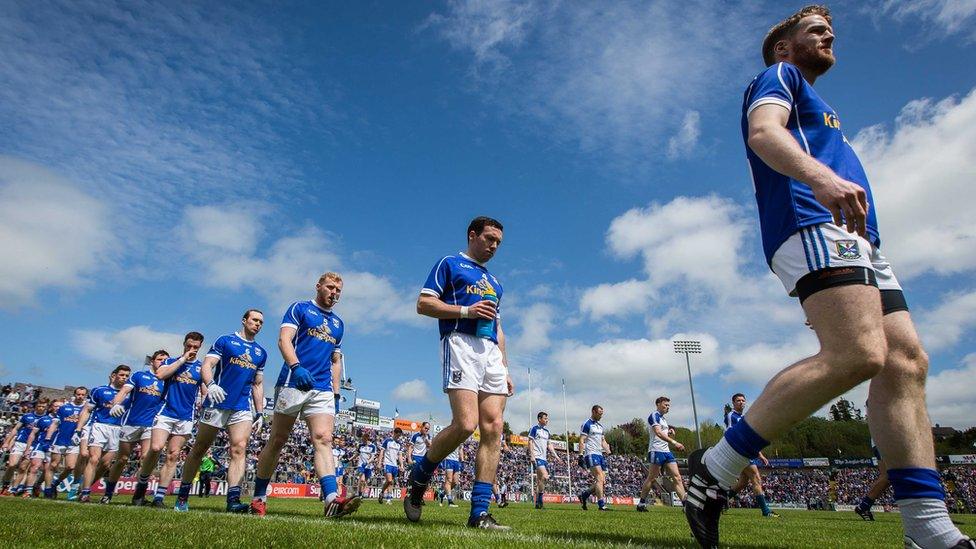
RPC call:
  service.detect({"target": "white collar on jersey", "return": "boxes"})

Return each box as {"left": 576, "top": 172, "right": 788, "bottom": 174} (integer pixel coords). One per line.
{"left": 459, "top": 251, "right": 485, "bottom": 267}
{"left": 235, "top": 331, "right": 255, "bottom": 343}
{"left": 311, "top": 298, "right": 333, "bottom": 313}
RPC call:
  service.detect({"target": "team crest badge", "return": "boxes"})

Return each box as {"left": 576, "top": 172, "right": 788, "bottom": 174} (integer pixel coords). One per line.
{"left": 451, "top": 371, "right": 462, "bottom": 384}
{"left": 836, "top": 240, "right": 860, "bottom": 260}
{"left": 331, "top": 317, "right": 340, "bottom": 328}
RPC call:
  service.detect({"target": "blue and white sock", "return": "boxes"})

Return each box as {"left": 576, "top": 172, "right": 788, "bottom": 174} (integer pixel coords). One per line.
{"left": 253, "top": 476, "right": 271, "bottom": 501}
{"left": 320, "top": 475, "right": 338, "bottom": 503}
{"left": 704, "top": 419, "right": 768, "bottom": 490}
{"left": 889, "top": 468, "right": 963, "bottom": 548}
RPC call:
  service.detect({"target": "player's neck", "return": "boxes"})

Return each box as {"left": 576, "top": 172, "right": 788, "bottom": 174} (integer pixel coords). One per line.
{"left": 461, "top": 250, "right": 486, "bottom": 266}
{"left": 312, "top": 297, "right": 332, "bottom": 312}
{"left": 237, "top": 330, "right": 255, "bottom": 342}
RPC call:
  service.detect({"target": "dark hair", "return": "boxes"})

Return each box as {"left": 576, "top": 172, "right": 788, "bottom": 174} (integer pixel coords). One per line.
{"left": 74, "top": 386, "right": 88, "bottom": 394}
{"left": 422, "top": 421, "right": 430, "bottom": 428}
{"left": 151, "top": 350, "right": 169, "bottom": 361}
{"left": 184, "top": 331, "right": 204, "bottom": 343}
{"left": 655, "top": 396, "right": 670, "bottom": 405}
{"left": 394, "top": 427, "right": 403, "bottom": 436}
{"left": 467, "top": 216, "right": 504, "bottom": 238}
{"left": 537, "top": 411, "right": 548, "bottom": 420}
{"left": 111, "top": 364, "right": 131, "bottom": 375}
{"left": 243, "top": 309, "right": 264, "bottom": 321}
{"left": 732, "top": 393, "right": 746, "bottom": 401}
{"left": 762, "top": 5, "right": 832, "bottom": 66}
{"left": 591, "top": 404, "right": 602, "bottom": 413}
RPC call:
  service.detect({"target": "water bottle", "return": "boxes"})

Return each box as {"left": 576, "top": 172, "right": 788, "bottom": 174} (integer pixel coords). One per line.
{"left": 475, "top": 293, "right": 498, "bottom": 339}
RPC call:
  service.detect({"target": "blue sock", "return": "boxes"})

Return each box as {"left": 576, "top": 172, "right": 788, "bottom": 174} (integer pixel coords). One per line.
{"left": 724, "top": 419, "right": 769, "bottom": 459}
{"left": 537, "top": 492, "right": 543, "bottom": 505}
{"left": 757, "top": 493, "right": 770, "bottom": 514}
{"left": 470, "top": 481, "right": 493, "bottom": 520}
{"left": 81, "top": 488, "right": 90, "bottom": 496}
{"left": 888, "top": 468, "right": 945, "bottom": 500}
{"left": 43, "top": 487, "right": 53, "bottom": 497}
{"left": 254, "top": 476, "right": 271, "bottom": 500}
{"left": 857, "top": 495, "right": 874, "bottom": 511}
{"left": 639, "top": 497, "right": 646, "bottom": 504}
{"left": 320, "top": 475, "right": 338, "bottom": 501}
{"left": 580, "top": 489, "right": 591, "bottom": 499}
{"left": 105, "top": 480, "right": 117, "bottom": 497}
{"left": 598, "top": 498, "right": 606, "bottom": 509}
{"left": 176, "top": 482, "right": 191, "bottom": 500}
{"left": 412, "top": 456, "right": 438, "bottom": 485}
{"left": 227, "top": 486, "right": 241, "bottom": 505}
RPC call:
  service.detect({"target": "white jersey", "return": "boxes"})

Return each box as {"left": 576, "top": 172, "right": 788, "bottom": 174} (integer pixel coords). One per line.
{"left": 528, "top": 424, "right": 550, "bottom": 459}
{"left": 358, "top": 442, "right": 377, "bottom": 467}
{"left": 648, "top": 411, "right": 671, "bottom": 453}
{"left": 381, "top": 437, "right": 402, "bottom": 467}
{"left": 409, "top": 432, "right": 429, "bottom": 457}
{"left": 580, "top": 418, "right": 604, "bottom": 456}
{"left": 332, "top": 447, "right": 345, "bottom": 466}
{"left": 445, "top": 445, "right": 461, "bottom": 462}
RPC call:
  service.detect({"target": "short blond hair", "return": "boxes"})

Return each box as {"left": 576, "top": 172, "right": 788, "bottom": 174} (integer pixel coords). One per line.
{"left": 318, "top": 272, "right": 343, "bottom": 284}
{"left": 762, "top": 5, "right": 832, "bottom": 67}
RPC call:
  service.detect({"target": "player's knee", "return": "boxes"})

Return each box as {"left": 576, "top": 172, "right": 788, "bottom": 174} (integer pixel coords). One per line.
{"left": 453, "top": 418, "right": 478, "bottom": 438}
{"left": 824, "top": 345, "right": 886, "bottom": 384}
{"left": 311, "top": 430, "right": 333, "bottom": 448}
{"left": 886, "top": 342, "right": 929, "bottom": 386}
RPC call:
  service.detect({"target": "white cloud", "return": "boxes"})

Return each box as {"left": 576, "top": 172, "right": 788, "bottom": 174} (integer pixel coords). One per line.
{"left": 182, "top": 205, "right": 421, "bottom": 331}
{"left": 917, "top": 290, "right": 976, "bottom": 351}
{"left": 877, "top": 0, "right": 976, "bottom": 42}
{"left": 580, "top": 279, "right": 656, "bottom": 320}
{"left": 0, "top": 157, "right": 115, "bottom": 308}
{"left": 853, "top": 88, "right": 976, "bottom": 279}
{"left": 70, "top": 326, "right": 185, "bottom": 367}
{"left": 512, "top": 302, "right": 556, "bottom": 353}
{"left": 667, "top": 111, "right": 701, "bottom": 159}
{"left": 392, "top": 379, "right": 432, "bottom": 402}
{"left": 724, "top": 333, "right": 820, "bottom": 385}
{"left": 924, "top": 353, "right": 976, "bottom": 428}
{"left": 426, "top": 1, "right": 764, "bottom": 160}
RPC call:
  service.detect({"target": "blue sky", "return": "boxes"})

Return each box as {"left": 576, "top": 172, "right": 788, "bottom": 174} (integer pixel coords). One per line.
{"left": 1, "top": 0, "right": 974, "bottom": 433}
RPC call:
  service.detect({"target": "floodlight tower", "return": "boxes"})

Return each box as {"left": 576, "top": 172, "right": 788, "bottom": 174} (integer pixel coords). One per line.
{"left": 673, "top": 339, "right": 703, "bottom": 450}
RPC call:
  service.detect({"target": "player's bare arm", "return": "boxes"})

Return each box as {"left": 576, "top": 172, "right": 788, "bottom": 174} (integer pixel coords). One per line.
{"left": 331, "top": 352, "right": 342, "bottom": 397}
{"left": 416, "top": 294, "right": 497, "bottom": 321}
{"left": 747, "top": 104, "right": 867, "bottom": 236}
{"left": 497, "top": 320, "right": 515, "bottom": 395}
{"left": 278, "top": 325, "right": 300, "bottom": 366}
{"left": 251, "top": 372, "right": 264, "bottom": 415}
{"left": 156, "top": 351, "right": 194, "bottom": 380}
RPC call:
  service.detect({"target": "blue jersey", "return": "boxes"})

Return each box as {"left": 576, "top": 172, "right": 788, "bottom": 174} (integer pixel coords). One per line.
{"left": 160, "top": 358, "right": 203, "bottom": 421}
{"left": 205, "top": 333, "right": 267, "bottom": 411}
{"left": 724, "top": 409, "right": 744, "bottom": 431}
{"left": 14, "top": 412, "right": 40, "bottom": 443}
{"left": 53, "top": 403, "right": 85, "bottom": 446}
{"left": 31, "top": 414, "right": 56, "bottom": 451}
{"left": 276, "top": 300, "right": 343, "bottom": 392}
{"left": 122, "top": 370, "right": 165, "bottom": 427}
{"left": 742, "top": 62, "right": 880, "bottom": 265}
{"left": 421, "top": 252, "right": 504, "bottom": 343}
{"left": 89, "top": 385, "right": 127, "bottom": 426}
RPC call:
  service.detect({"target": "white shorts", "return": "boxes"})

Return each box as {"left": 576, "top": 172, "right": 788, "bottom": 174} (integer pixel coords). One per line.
{"left": 120, "top": 424, "right": 153, "bottom": 443}
{"left": 29, "top": 448, "right": 50, "bottom": 462}
{"left": 441, "top": 331, "right": 508, "bottom": 395}
{"left": 199, "top": 408, "right": 252, "bottom": 429}
{"left": 274, "top": 387, "right": 334, "bottom": 419}
{"left": 771, "top": 223, "right": 902, "bottom": 297}
{"left": 152, "top": 414, "right": 194, "bottom": 437}
{"left": 88, "top": 423, "right": 121, "bottom": 452}
{"left": 10, "top": 441, "right": 27, "bottom": 456}
{"left": 51, "top": 444, "right": 80, "bottom": 456}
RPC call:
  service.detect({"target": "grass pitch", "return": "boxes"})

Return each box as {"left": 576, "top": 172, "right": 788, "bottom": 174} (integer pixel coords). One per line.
{"left": 0, "top": 497, "right": 973, "bottom": 548}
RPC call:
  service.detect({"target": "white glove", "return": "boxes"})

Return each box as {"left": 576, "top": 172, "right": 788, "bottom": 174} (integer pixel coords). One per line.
{"left": 252, "top": 413, "right": 264, "bottom": 432}
{"left": 71, "top": 431, "right": 83, "bottom": 445}
{"left": 109, "top": 404, "right": 126, "bottom": 417}
{"left": 207, "top": 383, "right": 227, "bottom": 405}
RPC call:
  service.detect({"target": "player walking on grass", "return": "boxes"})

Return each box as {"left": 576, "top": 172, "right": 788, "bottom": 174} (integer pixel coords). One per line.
{"left": 249, "top": 273, "right": 360, "bottom": 518}
{"left": 377, "top": 427, "right": 405, "bottom": 504}
{"left": 638, "top": 397, "right": 686, "bottom": 511}
{"left": 683, "top": 6, "right": 973, "bottom": 548}
{"left": 356, "top": 432, "right": 378, "bottom": 497}
{"left": 438, "top": 443, "right": 464, "bottom": 507}
{"left": 48, "top": 387, "right": 87, "bottom": 497}
{"left": 1, "top": 400, "right": 45, "bottom": 495}
{"left": 528, "top": 411, "right": 555, "bottom": 509}
{"left": 578, "top": 405, "right": 611, "bottom": 511}
{"left": 724, "top": 394, "right": 778, "bottom": 518}
{"left": 74, "top": 365, "right": 131, "bottom": 503}
{"left": 405, "top": 216, "right": 514, "bottom": 531}
{"left": 125, "top": 333, "right": 204, "bottom": 507}
{"left": 855, "top": 400, "right": 889, "bottom": 521}
{"left": 19, "top": 400, "right": 57, "bottom": 498}
{"left": 174, "top": 310, "right": 268, "bottom": 513}
{"left": 99, "top": 350, "right": 170, "bottom": 503}
{"left": 408, "top": 422, "right": 432, "bottom": 466}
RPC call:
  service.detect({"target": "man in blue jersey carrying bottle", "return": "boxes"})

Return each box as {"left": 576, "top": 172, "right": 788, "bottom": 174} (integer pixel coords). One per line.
{"left": 683, "top": 6, "right": 973, "bottom": 548}
{"left": 249, "top": 272, "right": 361, "bottom": 518}
{"left": 404, "top": 216, "right": 514, "bottom": 531}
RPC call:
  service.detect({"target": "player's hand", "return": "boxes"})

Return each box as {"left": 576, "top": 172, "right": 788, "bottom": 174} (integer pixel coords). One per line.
{"left": 71, "top": 431, "right": 82, "bottom": 445}
{"left": 181, "top": 349, "right": 197, "bottom": 363}
{"left": 810, "top": 175, "right": 869, "bottom": 236}
{"left": 506, "top": 375, "right": 515, "bottom": 397}
{"left": 207, "top": 383, "right": 227, "bottom": 405}
{"left": 674, "top": 442, "right": 685, "bottom": 452}
{"left": 469, "top": 300, "right": 497, "bottom": 320}
{"left": 290, "top": 364, "right": 315, "bottom": 391}
{"left": 109, "top": 404, "right": 125, "bottom": 418}
{"left": 252, "top": 412, "right": 264, "bottom": 432}
{"left": 761, "top": 455, "right": 770, "bottom": 467}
